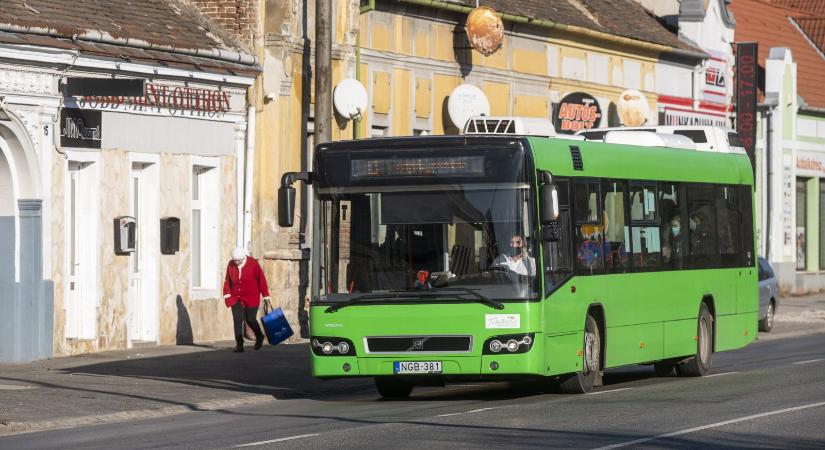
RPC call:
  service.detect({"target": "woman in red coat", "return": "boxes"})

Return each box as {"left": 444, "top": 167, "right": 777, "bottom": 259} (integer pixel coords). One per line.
{"left": 223, "top": 247, "right": 270, "bottom": 352}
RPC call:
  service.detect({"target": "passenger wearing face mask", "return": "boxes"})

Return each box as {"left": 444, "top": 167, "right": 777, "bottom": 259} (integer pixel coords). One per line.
{"left": 662, "top": 213, "right": 685, "bottom": 267}
{"left": 492, "top": 233, "right": 536, "bottom": 276}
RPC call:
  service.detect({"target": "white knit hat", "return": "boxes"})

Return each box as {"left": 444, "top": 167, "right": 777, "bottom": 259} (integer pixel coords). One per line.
{"left": 231, "top": 247, "right": 247, "bottom": 261}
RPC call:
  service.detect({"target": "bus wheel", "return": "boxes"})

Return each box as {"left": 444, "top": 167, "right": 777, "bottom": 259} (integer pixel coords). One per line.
{"left": 375, "top": 377, "right": 413, "bottom": 399}
{"left": 678, "top": 303, "right": 714, "bottom": 377}
{"left": 559, "top": 314, "right": 601, "bottom": 394}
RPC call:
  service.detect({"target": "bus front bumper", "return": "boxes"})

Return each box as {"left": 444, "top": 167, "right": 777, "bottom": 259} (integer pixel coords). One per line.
{"left": 311, "top": 352, "right": 544, "bottom": 378}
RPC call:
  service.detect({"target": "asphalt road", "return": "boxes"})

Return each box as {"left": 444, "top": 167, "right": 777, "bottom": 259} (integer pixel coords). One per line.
{"left": 2, "top": 334, "right": 824, "bottom": 450}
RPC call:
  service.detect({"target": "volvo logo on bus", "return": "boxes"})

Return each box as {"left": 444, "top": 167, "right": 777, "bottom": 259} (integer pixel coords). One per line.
{"left": 409, "top": 338, "right": 429, "bottom": 351}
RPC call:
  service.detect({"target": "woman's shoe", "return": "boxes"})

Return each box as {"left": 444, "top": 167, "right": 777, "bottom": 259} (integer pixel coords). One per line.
{"left": 254, "top": 335, "right": 264, "bottom": 350}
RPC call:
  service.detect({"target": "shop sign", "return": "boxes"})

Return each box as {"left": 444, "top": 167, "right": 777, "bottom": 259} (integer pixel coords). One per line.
{"left": 663, "top": 108, "right": 728, "bottom": 127}
{"left": 703, "top": 50, "right": 728, "bottom": 103}
{"left": 736, "top": 42, "right": 758, "bottom": 177}
{"left": 795, "top": 151, "right": 825, "bottom": 177}
{"left": 553, "top": 92, "right": 601, "bottom": 134}
{"left": 60, "top": 108, "right": 101, "bottom": 148}
{"left": 75, "top": 83, "right": 233, "bottom": 118}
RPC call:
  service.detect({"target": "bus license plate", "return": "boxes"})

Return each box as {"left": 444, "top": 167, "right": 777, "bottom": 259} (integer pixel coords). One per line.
{"left": 393, "top": 361, "right": 442, "bottom": 374}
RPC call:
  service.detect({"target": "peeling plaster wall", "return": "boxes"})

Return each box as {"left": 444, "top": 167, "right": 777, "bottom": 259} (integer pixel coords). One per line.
{"left": 55, "top": 151, "right": 239, "bottom": 356}
{"left": 51, "top": 154, "right": 67, "bottom": 356}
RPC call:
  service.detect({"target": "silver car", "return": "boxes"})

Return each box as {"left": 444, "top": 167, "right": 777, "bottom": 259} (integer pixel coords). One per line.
{"left": 758, "top": 257, "right": 779, "bottom": 332}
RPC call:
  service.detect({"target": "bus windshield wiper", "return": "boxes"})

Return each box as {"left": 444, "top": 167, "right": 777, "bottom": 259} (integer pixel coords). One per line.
{"left": 324, "top": 292, "right": 417, "bottom": 313}
{"left": 324, "top": 288, "right": 504, "bottom": 312}
{"left": 427, "top": 287, "right": 505, "bottom": 310}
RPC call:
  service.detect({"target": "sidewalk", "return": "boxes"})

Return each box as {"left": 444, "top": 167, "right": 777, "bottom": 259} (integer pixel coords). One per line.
{"left": 759, "top": 292, "right": 825, "bottom": 340}
{"left": 0, "top": 341, "right": 372, "bottom": 436}
{"left": 1, "top": 295, "right": 823, "bottom": 437}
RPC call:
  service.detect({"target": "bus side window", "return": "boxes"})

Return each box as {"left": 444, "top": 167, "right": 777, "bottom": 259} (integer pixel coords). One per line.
{"left": 659, "top": 183, "right": 684, "bottom": 270}
{"left": 687, "top": 185, "right": 719, "bottom": 269}
{"left": 574, "top": 181, "right": 604, "bottom": 275}
{"left": 629, "top": 182, "right": 661, "bottom": 271}
{"left": 738, "top": 185, "right": 755, "bottom": 267}
{"left": 602, "top": 180, "right": 629, "bottom": 273}
{"left": 717, "top": 186, "right": 741, "bottom": 268}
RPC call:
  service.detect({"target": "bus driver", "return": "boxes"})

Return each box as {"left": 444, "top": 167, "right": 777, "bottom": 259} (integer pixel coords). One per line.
{"left": 492, "top": 233, "right": 536, "bottom": 276}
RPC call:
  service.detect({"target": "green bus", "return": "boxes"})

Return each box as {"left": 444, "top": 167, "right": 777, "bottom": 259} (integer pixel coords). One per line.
{"left": 279, "top": 125, "right": 757, "bottom": 398}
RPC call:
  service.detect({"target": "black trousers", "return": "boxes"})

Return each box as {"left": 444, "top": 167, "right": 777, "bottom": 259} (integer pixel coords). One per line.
{"left": 232, "top": 303, "right": 263, "bottom": 342}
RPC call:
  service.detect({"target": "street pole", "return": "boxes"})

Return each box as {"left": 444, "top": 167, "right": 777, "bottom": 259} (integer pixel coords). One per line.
{"left": 314, "top": 0, "right": 333, "bottom": 146}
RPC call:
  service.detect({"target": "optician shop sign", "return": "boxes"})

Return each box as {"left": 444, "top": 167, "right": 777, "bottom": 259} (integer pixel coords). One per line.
{"left": 60, "top": 108, "right": 101, "bottom": 148}
{"left": 75, "top": 83, "right": 235, "bottom": 118}
{"left": 553, "top": 92, "right": 602, "bottom": 134}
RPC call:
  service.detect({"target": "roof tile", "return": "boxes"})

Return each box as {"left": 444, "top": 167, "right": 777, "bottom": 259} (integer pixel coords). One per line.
{"left": 729, "top": 0, "right": 825, "bottom": 108}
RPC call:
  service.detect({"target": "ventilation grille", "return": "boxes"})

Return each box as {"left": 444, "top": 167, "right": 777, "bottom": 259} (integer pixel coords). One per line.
{"left": 464, "top": 118, "right": 516, "bottom": 135}
{"left": 365, "top": 336, "right": 473, "bottom": 353}
{"left": 570, "top": 145, "right": 583, "bottom": 170}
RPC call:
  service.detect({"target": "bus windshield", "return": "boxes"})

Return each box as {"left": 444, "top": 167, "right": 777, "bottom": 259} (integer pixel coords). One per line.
{"left": 317, "top": 184, "right": 539, "bottom": 303}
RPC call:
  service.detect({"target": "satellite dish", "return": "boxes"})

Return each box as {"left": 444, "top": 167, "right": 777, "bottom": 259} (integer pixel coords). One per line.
{"left": 617, "top": 89, "right": 650, "bottom": 127}
{"left": 447, "top": 84, "right": 490, "bottom": 129}
{"left": 333, "top": 78, "right": 368, "bottom": 120}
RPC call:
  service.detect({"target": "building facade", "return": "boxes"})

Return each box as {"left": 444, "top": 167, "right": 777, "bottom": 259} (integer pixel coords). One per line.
{"left": 0, "top": 0, "right": 259, "bottom": 362}
{"left": 732, "top": 0, "right": 825, "bottom": 294}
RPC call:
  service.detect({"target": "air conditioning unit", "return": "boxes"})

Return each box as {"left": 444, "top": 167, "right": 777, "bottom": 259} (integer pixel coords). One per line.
{"left": 462, "top": 116, "right": 556, "bottom": 137}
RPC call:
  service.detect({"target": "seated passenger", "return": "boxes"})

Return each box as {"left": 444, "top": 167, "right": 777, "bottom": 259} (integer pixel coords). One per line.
{"left": 492, "top": 233, "right": 536, "bottom": 276}
{"left": 662, "top": 212, "right": 684, "bottom": 266}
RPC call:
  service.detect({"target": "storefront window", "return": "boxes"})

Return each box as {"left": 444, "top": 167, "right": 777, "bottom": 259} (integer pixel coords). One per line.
{"left": 797, "top": 178, "right": 808, "bottom": 271}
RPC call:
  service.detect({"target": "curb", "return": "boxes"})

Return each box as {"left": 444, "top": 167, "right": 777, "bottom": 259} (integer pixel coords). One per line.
{"left": 0, "top": 394, "right": 276, "bottom": 437}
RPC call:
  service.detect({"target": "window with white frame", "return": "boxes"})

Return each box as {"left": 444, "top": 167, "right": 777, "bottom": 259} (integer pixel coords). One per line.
{"left": 191, "top": 163, "right": 219, "bottom": 289}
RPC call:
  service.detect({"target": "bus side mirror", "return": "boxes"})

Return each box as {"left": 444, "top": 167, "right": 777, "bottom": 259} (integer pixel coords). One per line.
{"left": 278, "top": 186, "right": 296, "bottom": 228}
{"left": 278, "top": 171, "right": 313, "bottom": 228}
{"left": 540, "top": 183, "right": 559, "bottom": 225}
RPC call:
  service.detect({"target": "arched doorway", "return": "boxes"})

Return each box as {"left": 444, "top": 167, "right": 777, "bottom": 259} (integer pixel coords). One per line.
{"left": 0, "top": 117, "right": 51, "bottom": 363}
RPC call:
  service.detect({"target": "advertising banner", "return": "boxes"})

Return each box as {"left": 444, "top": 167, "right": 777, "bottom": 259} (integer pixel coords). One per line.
{"left": 736, "top": 42, "right": 758, "bottom": 176}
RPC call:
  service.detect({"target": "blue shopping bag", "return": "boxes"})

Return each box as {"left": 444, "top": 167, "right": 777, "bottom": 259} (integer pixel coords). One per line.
{"left": 261, "top": 299, "right": 294, "bottom": 345}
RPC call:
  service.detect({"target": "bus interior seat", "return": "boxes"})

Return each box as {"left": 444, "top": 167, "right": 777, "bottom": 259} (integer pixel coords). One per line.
{"left": 450, "top": 245, "right": 472, "bottom": 276}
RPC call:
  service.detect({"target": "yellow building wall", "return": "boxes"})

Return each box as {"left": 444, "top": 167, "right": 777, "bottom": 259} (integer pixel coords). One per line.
{"left": 392, "top": 16, "right": 413, "bottom": 55}
{"left": 392, "top": 68, "right": 412, "bottom": 136}
{"left": 372, "top": 71, "right": 391, "bottom": 114}
{"left": 512, "top": 48, "right": 547, "bottom": 76}
{"left": 371, "top": 21, "right": 390, "bottom": 51}
{"left": 483, "top": 81, "right": 511, "bottom": 116}
{"left": 433, "top": 73, "right": 460, "bottom": 135}
{"left": 433, "top": 24, "right": 454, "bottom": 61}
{"left": 415, "top": 78, "right": 432, "bottom": 119}
{"left": 414, "top": 24, "right": 431, "bottom": 58}
{"left": 514, "top": 94, "right": 549, "bottom": 118}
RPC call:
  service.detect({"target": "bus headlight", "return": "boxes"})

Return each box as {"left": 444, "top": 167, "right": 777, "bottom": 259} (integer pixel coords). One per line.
{"left": 311, "top": 337, "right": 357, "bottom": 356}
{"left": 482, "top": 333, "right": 535, "bottom": 355}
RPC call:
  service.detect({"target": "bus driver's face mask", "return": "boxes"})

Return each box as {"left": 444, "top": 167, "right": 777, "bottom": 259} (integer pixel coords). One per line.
{"left": 510, "top": 238, "right": 523, "bottom": 256}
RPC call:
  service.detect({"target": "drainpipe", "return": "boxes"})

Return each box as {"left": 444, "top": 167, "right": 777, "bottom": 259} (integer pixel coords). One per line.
{"left": 765, "top": 107, "right": 773, "bottom": 261}
{"left": 395, "top": 0, "right": 707, "bottom": 60}
{"left": 243, "top": 105, "right": 256, "bottom": 250}
{"left": 354, "top": 30, "right": 362, "bottom": 140}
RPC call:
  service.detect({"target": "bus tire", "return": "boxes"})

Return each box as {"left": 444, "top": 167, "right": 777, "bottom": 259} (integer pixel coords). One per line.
{"left": 678, "top": 303, "right": 714, "bottom": 377}
{"left": 559, "top": 314, "right": 600, "bottom": 394}
{"left": 758, "top": 300, "right": 775, "bottom": 332}
{"left": 375, "top": 377, "right": 413, "bottom": 399}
